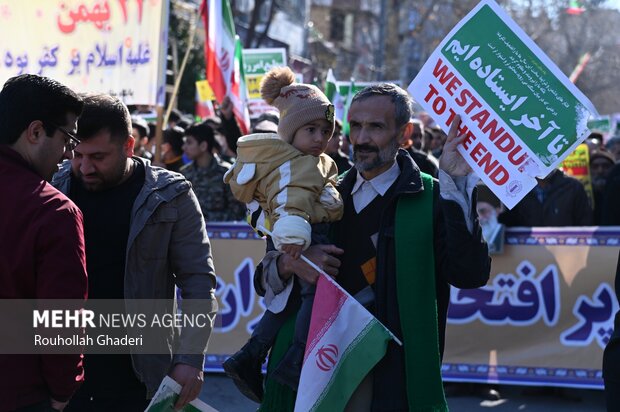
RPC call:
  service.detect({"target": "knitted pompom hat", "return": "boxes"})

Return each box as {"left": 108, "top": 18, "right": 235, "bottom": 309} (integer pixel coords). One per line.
{"left": 260, "top": 66, "right": 334, "bottom": 143}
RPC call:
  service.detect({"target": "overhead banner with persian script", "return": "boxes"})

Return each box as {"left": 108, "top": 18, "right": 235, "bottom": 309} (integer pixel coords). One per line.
{"left": 407, "top": 0, "right": 597, "bottom": 209}
{"left": 0, "top": 0, "right": 169, "bottom": 105}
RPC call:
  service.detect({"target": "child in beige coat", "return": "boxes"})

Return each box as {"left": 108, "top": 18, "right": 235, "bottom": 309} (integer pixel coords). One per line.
{"left": 223, "top": 67, "right": 343, "bottom": 401}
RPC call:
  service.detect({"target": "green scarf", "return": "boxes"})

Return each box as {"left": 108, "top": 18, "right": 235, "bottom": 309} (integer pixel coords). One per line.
{"left": 259, "top": 313, "right": 297, "bottom": 412}
{"left": 396, "top": 173, "right": 448, "bottom": 411}
{"left": 259, "top": 173, "right": 447, "bottom": 411}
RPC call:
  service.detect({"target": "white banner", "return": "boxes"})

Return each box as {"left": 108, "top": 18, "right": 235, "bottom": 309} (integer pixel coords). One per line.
{"left": 0, "top": 0, "right": 169, "bottom": 105}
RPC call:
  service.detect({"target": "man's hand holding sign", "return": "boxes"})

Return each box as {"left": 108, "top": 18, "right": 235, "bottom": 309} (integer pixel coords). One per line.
{"left": 408, "top": 0, "right": 597, "bottom": 209}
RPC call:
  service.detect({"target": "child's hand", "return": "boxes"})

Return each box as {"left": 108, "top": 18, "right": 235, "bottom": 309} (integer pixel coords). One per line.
{"left": 281, "top": 244, "right": 303, "bottom": 259}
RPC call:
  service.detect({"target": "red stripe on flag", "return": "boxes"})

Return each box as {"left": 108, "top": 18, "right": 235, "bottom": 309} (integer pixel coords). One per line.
{"left": 304, "top": 276, "right": 348, "bottom": 362}
{"left": 202, "top": 0, "right": 227, "bottom": 103}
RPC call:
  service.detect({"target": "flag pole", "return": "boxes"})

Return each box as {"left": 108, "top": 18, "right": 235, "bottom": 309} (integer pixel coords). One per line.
{"left": 258, "top": 226, "right": 403, "bottom": 346}
{"left": 298, "top": 254, "right": 403, "bottom": 347}
{"left": 163, "top": 4, "right": 200, "bottom": 128}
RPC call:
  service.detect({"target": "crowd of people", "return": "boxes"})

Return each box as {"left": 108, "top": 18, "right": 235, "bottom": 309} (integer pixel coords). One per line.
{"left": 132, "top": 89, "right": 620, "bottom": 233}
{"left": 1, "top": 69, "right": 619, "bottom": 412}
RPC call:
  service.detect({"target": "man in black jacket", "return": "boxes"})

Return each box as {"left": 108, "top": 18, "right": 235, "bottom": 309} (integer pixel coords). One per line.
{"left": 498, "top": 169, "right": 593, "bottom": 227}
{"left": 254, "top": 83, "right": 490, "bottom": 411}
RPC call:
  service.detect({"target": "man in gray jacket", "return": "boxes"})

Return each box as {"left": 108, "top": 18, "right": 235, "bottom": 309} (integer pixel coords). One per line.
{"left": 53, "top": 94, "right": 217, "bottom": 410}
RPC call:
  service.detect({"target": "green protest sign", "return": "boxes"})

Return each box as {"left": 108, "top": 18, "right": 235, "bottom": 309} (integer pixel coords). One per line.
{"left": 146, "top": 376, "right": 217, "bottom": 411}
{"left": 242, "top": 48, "right": 287, "bottom": 100}
{"left": 325, "top": 70, "right": 400, "bottom": 136}
{"left": 408, "top": 0, "right": 597, "bottom": 209}
{"left": 587, "top": 116, "right": 615, "bottom": 137}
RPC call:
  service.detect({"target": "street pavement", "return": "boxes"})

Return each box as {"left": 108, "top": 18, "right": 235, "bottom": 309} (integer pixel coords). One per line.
{"left": 199, "top": 373, "right": 607, "bottom": 411}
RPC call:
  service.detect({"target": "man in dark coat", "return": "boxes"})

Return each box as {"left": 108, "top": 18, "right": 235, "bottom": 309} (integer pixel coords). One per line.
{"left": 252, "top": 83, "right": 490, "bottom": 411}
{"left": 0, "top": 74, "right": 87, "bottom": 412}
{"left": 498, "top": 169, "right": 593, "bottom": 227}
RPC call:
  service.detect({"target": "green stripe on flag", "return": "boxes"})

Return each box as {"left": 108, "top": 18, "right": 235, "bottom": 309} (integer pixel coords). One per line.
{"left": 309, "top": 320, "right": 391, "bottom": 412}
{"left": 342, "top": 78, "right": 355, "bottom": 136}
{"left": 324, "top": 69, "right": 337, "bottom": 102}
{"left": 221, "top": 0, "right": 235, "bottom": 39}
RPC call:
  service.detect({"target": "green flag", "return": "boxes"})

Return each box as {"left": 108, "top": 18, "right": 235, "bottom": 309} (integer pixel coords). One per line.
{"left": 342, "top": 78, "right": 356, "bottom": 136}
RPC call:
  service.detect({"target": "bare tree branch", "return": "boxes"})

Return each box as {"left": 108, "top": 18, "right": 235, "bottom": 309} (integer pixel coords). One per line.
{"left": 257, "top": 0, "right": 277, "bottom": 47}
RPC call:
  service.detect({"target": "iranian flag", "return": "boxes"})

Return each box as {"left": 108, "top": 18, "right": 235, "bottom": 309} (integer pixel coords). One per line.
{"left": 201, "top": 0, "right": 250, "bottom": 134}
{"left": 324, "top": 70, "right": 363, "bottom": 136}
{"left": 566, "top": 0, "right": 585, "bottom": 15}
{"left": 294, "top": 275, "right": 394, "bottom": 412}
{"left": 324, "top": 69, "right": 346, "bottom": 123}
{"left": 341, "top": 77, "right": 356, "bottom": 136}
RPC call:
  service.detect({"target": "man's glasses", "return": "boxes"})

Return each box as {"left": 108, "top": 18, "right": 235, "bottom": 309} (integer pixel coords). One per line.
{"left": 49, "top": 123, "right": 81, "bottom": 151}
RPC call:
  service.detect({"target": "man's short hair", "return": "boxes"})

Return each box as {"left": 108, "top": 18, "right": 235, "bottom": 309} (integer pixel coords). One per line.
{"left": 251, "top": 111, "right": 280, "bottom": 134}
{"left": 0, "top": 74, "right": 83, "bottom": 145}
{"left": 147, "top": 122, "right": 157, "bottom": 140}
{"left": 184, "top": 122, "right": 221, "bottom": 153}
{"left": 203, "top": 116, "right": 222, "bottom": 132}
{"left": 77, "top": 94, "right": 132, "bottom": 144}
{"left": 131, "top": 115, "right": 150, "bottom": 138}
{"left": 163, "top": 126, "right": 184, "bottom": 156}
{"left": 176, "top": 118, "right": 191, "bottom": 131}
{"left": 255, "top": 111, "right": 280, "bottom": 126}
{"left": 169, "top": 108, "right": 183, "bottom": 124}
{"left": 351, "top": 83, "right": 413, "bottom": 129}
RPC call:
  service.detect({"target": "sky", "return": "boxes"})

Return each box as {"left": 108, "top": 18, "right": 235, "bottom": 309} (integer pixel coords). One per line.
{"left": 607, "top": 0, "right": 620, "bottom": 8}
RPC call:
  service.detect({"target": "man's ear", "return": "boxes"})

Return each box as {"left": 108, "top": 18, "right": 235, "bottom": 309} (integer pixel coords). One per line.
{"left": 398, "top": 122, "right": 414, "bottom": 147}
{"left": 199, "top": 140, "right": 209, "bottom": 153}
{"left": 124, "top": 135, "right": 135, "bottom": 157}
{"left": 25, "top": 120, "right": 46, "bottom": 144}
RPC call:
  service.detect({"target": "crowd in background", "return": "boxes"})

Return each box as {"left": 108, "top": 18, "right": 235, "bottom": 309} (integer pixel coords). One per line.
{"left": 132, "top": 103, "right": 620, "bottom": 230}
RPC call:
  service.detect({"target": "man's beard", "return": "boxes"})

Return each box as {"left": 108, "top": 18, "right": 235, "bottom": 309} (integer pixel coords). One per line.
{"left": 76, "top": 157, "right": 129, "bottom": 192}
{"left": 353, "top": 138, "right": 400, "bottom": 173}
